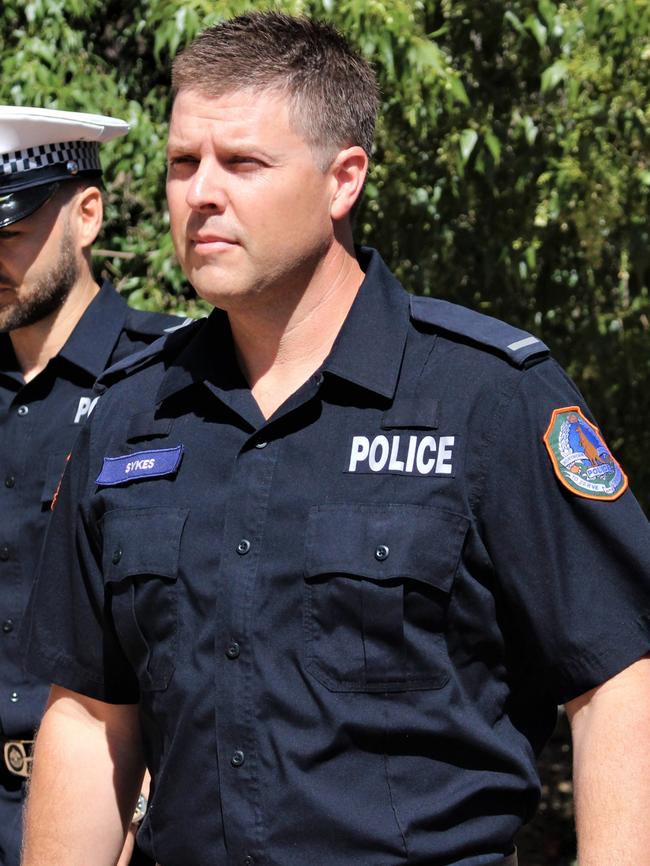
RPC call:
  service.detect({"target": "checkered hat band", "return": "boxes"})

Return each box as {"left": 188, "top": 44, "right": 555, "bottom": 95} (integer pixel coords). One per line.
{"left": 0, "top": 140, "right": 101, "bottom": 176}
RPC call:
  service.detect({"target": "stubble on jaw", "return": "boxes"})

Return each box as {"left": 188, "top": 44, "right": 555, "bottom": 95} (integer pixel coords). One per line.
{"left": 0, "top": 224, "right": 79, "bottom": 334}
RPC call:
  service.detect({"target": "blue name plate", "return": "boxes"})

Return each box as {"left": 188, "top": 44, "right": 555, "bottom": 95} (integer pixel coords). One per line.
{"left": 96, "top": 445, "right": 184, "bottom": 486}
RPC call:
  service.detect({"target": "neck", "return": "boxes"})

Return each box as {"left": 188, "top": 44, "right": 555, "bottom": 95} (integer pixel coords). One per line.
{"left": 10, "top": 270, "right": 100, "bottom": 382}
{"left": 230, "top": 241, "right": 364, "bottom": 419}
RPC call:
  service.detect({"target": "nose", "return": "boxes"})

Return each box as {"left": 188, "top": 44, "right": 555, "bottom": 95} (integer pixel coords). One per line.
{"left": 185, "top": 159, "right": 228, "bottom": 213}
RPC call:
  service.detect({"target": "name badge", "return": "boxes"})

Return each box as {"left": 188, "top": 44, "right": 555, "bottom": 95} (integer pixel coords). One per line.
{"left": 96, "top": 445, "right": 184, "bottom": 486}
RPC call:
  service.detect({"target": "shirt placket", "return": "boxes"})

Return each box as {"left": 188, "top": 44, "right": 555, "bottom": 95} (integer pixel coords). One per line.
{"left": 209, "top": 373, "right": 323, "bottom": 866}
{"left": 213, "top": 427, "right": 279, "bottom": 866}
{"left": 0, "top": 381, "right": 35, "bottom": 720}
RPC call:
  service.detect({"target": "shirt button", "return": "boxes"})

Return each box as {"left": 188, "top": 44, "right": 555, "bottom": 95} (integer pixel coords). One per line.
{"left": 0, "top": 544, "right": 10, "bottom": 561}
{"left": 375, "top": 544, "right": 390, "bottom": 561}
{"left": 16, "top": 405, "right": 29, "bottom": 417}
{"left": 236, "top": 539, "right": 251, "bottom": 556}
{"left": 313, "top": 373, "right": 324, "bottom": 386}
{"left": 2, "top": 620, "right": 13, "bottom": 634}
{"left": 226, "top": 642, "right": 240, "bottom": 660}
{"left": 231, "top": 750, "right": 245, "bottom": 767}
{"left": 243, "top": 857, "right": 255, "bottom": 866}
{"left": 10, "top": 691, "right": 18, "bottom": 703}
{"left": 112, "top": 547, "right": 123, "bottom": 564}
{"left": 4, "top": 476, "right": 15, "bottom": 489}
{"left": 255, "top": 441, "right": 268, "bottom": 449}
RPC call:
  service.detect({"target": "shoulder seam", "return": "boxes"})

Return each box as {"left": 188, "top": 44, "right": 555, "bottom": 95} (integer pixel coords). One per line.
{"left": 468, "top": 363, "right": 532, "bottom": 516}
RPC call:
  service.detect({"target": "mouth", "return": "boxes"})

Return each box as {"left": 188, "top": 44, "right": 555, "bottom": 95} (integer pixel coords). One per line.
{"left": 189, "top": 235, "right": 239, "bottom": 255}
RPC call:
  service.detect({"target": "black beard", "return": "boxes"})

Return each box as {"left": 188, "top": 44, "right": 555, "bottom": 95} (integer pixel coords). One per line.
{"left": 0, "top": 231, "right": 79, "bottom": 333}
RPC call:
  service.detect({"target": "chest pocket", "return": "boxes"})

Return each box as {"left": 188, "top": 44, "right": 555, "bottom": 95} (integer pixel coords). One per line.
{"left": 303, "top": 503, "right": 468, "bottom": 693}
{"left": 101, "top": 507, "right": 189, "bottom": 691}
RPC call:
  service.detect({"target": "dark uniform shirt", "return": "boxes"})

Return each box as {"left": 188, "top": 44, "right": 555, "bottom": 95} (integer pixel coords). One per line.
{"left": 0, "top": 280, "right": 178, "bottom": 739}
{"left": 24, "top": 250, "right": 650, "bottom": 866}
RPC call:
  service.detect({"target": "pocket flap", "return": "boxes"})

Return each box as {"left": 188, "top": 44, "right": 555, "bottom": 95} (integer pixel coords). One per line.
{"left": 101, "top": 507, "right": 189, "bottom": 583}
{"left": 305, "top": 503, "right": 468, "bottom": 593}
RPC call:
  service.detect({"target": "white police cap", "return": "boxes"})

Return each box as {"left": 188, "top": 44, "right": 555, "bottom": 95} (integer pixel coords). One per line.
{"left": 0, "top": 106, "right": 130, "bottom": 229}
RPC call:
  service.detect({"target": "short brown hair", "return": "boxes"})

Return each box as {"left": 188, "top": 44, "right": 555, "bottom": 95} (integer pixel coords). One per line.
{"left": 172, "top": 12, "right": 379, "bottom": 164}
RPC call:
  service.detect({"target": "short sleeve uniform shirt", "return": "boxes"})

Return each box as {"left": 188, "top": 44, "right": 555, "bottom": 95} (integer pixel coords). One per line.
{"left": 24, "top": 251, "right": 650, "bottom": 866}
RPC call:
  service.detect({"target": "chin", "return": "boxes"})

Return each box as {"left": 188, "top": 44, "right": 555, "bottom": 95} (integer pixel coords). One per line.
{"left": 192, "top": 280, "right": 239, "bottom": 305}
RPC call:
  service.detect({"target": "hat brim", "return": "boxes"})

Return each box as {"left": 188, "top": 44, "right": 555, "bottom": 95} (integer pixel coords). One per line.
{"left": 0, "top": 182, "right": 60, "bottom": 229}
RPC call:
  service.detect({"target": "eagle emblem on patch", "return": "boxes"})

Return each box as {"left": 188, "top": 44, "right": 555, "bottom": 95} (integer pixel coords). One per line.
{"left": 543, "top": 406, "right": 627, "bottom": 501}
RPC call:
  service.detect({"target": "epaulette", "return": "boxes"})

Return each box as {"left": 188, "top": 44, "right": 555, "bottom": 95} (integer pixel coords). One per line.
{"left": 124, "top": 308, "right": 193, "bottom": 337}
{"left": 95, "top": 317, "right": 202, "bottom": 393}
{"left": 410, "top": 296, "right": 550, "bottom": 369}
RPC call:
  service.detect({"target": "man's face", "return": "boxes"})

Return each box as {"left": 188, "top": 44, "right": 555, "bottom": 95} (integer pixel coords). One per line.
{"left": 0, "top": 191, "right": 79, "bottom": 333}
{"left": 166, "top": 87, "right": 338, "bottom": 312}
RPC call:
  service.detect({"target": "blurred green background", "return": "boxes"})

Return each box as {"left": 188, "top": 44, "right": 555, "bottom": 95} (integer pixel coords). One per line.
{"left": 3, "top": 3, "right": 649, "bottom": 861}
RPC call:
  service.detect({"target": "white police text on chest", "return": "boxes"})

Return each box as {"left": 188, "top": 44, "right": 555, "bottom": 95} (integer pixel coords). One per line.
{"left": 347, "top": 434, "right": 456, "bottom": 475}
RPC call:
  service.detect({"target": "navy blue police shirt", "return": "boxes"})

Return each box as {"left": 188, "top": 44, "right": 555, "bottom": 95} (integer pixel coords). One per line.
{"left": 24, "top": 250, "right": 650, "bottom": 866}
{"left": 0, "top": 280, "right": 177, "bottom": 738}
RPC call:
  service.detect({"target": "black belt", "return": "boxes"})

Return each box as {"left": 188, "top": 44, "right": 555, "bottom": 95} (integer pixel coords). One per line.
{"left": 1, "top": 737, "right": 33, "bottom": 779}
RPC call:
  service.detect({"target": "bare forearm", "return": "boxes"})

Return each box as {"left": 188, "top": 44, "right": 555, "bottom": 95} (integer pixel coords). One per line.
{"left": 22, "top": 687, "right": 144, "bottom": 866}
{"left": 568, "top": 656, "right": 650, "bottom": 866}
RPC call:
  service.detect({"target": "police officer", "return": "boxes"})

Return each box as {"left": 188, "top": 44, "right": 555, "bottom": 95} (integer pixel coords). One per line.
{"left": 21, "top": 15, "right": 650, "bottom": 866}
{"left": 0, "top": 106, "right": 179, "bottom": 865}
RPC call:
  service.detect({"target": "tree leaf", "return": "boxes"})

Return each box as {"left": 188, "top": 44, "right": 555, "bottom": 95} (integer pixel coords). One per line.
{"left": 522, "top": 115, "right": 539, "bottom": 145}
{"left": 541, "top": 59, "right": 568, "bottom": 93}
{"left": 504, "top": 10, "right": 526, "bottom": 36}
{"left": 449, "top": 75, "right": 470, "bottom": 106}
{"left": 484, "top": 130, "right": 501, "bottom": 163}
{"left": 459, "top": 128, "right": 478, "bottom": 164}
{"left": 525, "top": 14, "right": 548, "bottom": 48}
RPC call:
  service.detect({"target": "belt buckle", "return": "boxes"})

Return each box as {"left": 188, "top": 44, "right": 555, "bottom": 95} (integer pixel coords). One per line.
{"left": 3, "top": 740, "right": 33, "bottom": 778}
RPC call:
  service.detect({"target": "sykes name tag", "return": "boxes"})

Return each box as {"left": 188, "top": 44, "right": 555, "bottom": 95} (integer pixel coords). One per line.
{"left": 96, "top": 445, "right": 184, "bottom": 486}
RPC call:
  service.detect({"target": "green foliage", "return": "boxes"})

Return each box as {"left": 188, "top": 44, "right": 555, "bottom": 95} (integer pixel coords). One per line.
{"left": 1, "top": 0, "right": 648, "bottom": 512}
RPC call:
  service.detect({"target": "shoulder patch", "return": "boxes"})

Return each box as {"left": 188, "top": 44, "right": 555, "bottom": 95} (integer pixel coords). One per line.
{"left": 410, "top": 296, "right": 549, "bottom": 368}
{"left": 543, "top": 406, "right": 628, "bottom": 501}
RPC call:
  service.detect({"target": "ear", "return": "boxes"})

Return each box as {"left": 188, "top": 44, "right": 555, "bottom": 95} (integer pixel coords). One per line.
{"left": 73, "top": 185, "right": 103, "bottom": 249}
{"left": 329, "top": 146, "right": 369, "bottom": 222}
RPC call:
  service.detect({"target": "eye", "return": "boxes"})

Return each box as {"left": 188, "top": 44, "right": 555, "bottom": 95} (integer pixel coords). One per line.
{"left": 227, "top": 155, "right": 265, "bottom": 169}
{"left": 167, "top": 155, "right": 198, "bottom": 168}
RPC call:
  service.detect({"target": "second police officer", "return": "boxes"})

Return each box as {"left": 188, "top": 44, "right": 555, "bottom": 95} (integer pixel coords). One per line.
{"left": 0, "top": 106, "right": 180, "bottom": 864}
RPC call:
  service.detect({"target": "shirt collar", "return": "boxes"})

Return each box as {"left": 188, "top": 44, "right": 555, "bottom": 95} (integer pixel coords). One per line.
{"left": 157, "top": 246, "right": 411, "bottom": 406}
{"left": 58, "top": 280, "right": 128, "bottom": 377}
{"left": 321, "top": 247, "right": 410, "bottom": 399}
{"left": 156, "top": 308, "right": 242, "bottom": 405}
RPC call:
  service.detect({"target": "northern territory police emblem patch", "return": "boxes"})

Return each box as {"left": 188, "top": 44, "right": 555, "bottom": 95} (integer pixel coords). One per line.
{"left": 543, "top": 406, "right": 627, "bottom": 501}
